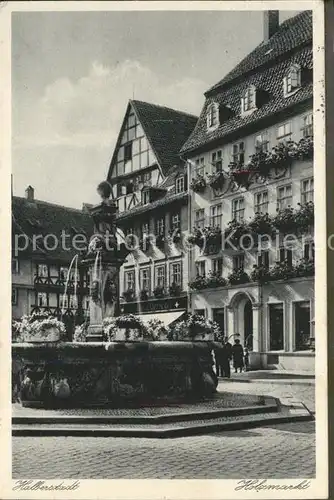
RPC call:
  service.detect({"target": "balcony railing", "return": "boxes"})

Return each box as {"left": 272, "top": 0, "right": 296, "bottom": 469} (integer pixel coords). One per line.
{"left": 33, "top": 275, "right": 90, "bottom": 290}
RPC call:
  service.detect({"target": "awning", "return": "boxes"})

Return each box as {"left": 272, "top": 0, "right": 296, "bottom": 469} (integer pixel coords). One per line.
{"left": 138, "top": 310, "right": 186, "bottom": 327}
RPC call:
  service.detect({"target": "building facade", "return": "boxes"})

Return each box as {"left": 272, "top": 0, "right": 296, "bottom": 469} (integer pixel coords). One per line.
{"left": 107, "top": 100, "right": 198, "bottom": 322}
{"left": 12, "top": 187, "right": 94, "bottom": 336}
{"left": 181, "top": 11, "right": 314, "bottom": 371}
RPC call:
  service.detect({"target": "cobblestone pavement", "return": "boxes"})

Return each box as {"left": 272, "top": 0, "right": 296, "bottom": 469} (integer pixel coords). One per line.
{"left": 218, "top": 380, "right": 315, "bottom": 413}
{"left": 12, "top": 421, "right": 315, "bottom": 479}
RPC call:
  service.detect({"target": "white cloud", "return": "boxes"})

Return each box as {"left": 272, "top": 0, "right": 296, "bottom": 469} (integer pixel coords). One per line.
{"left": 14, "top": 60, "right": 207, "bottom": 151}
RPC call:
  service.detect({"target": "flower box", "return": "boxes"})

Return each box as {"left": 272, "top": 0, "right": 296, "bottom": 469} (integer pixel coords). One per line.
{"left": 123, "top": 289, "right": 136, "bottom": 302}
{"left": 229, "top": 163, "right": 252, "bottom": 189}
{"left": 153, "top": 286, "right": 165, "bottom": 298}
{"left": 23, "top": 326, "right": 61, "bottom": 343}
{"left": 190, "top": 175, "right": 207, "bottom": 193}
{"left": 169, "top": 283, "right": 182, "bottom": 296}
{"left": 228, "top": 269, "right": 250, "bottom": 285}
{"left": 207, "top": 171, "right": 225, "bottom": 190}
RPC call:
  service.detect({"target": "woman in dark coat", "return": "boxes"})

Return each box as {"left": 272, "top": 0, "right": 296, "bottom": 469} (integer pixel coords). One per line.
{"left": 232, "top": 339, "right": 244, "bottom": 373}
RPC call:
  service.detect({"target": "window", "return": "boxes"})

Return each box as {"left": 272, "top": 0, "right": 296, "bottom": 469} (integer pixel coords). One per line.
{"left": 140, "top": 268, "right": 151, "bottom": 291}
{"left": 126, "top": 182, "right": 134, "bottom": 195}
{"left": 304, "top": 241, "right": 315, "bottom": 261}
{"left": 195, "top": 157, "right": 205, "bottom": 177}
{"left": 254, "top": 191, "right": 269, "bottom": 214}
{"left": 69, "top": 295, "right": 77, "bottom": 309}
{"left": 213, "top": 258, "right": 223, "bottom": 276}
{"left": 211, "top": 150, "right": 222, "bottom": 172}
{"left": 143, "top": 171, "right": 152, "bottom": 183}
{"left": 283, "top": 64, "right": 301, "bottom": 96}
{"left": 277, "top": 122, "right": 292, "bottom": 143}
{"left": 269, "top": 303, "right": 284, "bottom": 350}
{"left": 12, "top": 259, "right": 19, "bottom": 274}
{"left": 207, "top": 103, "right": 218, "bottom": 128}
{"left": 255, "top": 131, "right": 270, "bottom": 152}
{"left": 194, "top": 209, "right": 205, "bottom": 229}
{"left": 176, "top": 176, "right": 185, "bottom": 193}
{"left": 37, "top": 264, "right": 48, "bottom": 278}
{"left": 233, "top": 254, "right": 245, "bottom": 271}
{"left": 301, "top": 178, "right": 314, "bottom": 204}
{"left": 59, "top": 267, "right": 68, "bottom": 280}
{"left": 38, "top": 292, "right": 48, "bottom": 307}
{"left": 232, "top": 142, "right": 245, "bottom": 164}
{"left": 125, "top": 270, "right": 135, "bottom": 291}
{"left": 232, "top": 198, "right": 245, "bottom": 221}
{"left": 156, "top": 266, "right": 166, "bottom": 288}
{"left": 12, "top": 288, "right": 18, "bottom": 305}
{"left": 156, "top": 217, "right": 165, "bottom": 235}
{"left": 142, "top": 189, "right": 150, "bottom": 205}
{"left": 279, "top": 247, "right": 293, "bottom": 266}
{"left": 171, "top": 212, "right": 181, "bottom": 230}
{"left": 210, "top": 204, "right": 222, "bottom": 227}
{"left": 124, "top": 143, "right": 132, "bottom": 162}
{"left": 257, "top": 250, "right": 270, "bottom": 268}
{"left": 242, "top": 86, "right": 256, "bottom": 113}
{"left": 277, "top": 185, "right": 292, "bottom": 210}
{"left": 196, "top": 261, "right": 206, "bottom": 277}
{"left": 294, "top": 301, "right": 311, "bottom": 351}
{"left": 170, "top": 262, "right": 182, "bottom": 286}
{"left": 301, "top": 113, "right": 313, "bottom": 137}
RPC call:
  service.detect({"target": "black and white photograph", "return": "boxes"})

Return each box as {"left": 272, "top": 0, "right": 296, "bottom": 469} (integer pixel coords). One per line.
{"left": 1, "top": 1, "right": 327, "bottom": 498}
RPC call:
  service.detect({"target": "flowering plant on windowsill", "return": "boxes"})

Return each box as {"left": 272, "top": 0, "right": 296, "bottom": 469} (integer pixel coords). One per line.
{"left": 229, "top": 162, "right": 252, "bottom": 189}
{"left": 190, "top": 175, "right": 207, "bottom": 193}
{"left": 295, "top": 202, "right": 314, "bottom": 232}
{"left": 169, "top": 282, "right": 182, "bottom": 296}
{"left": 227, "top": 269, "right": 250, "bottom": 285}
{"left": 188, "top": 228, "right": 204, "bottom": 247}
{"left": 268, "top": 260, "right": 296, "bottom": 281}
{"left": 272, "top": 206, "right": 296, "bottom": 234}
{"left": 188, "top": 275, "right": 208, "bottom": 290}
{"left": 153, "top": 285, "right": 165, "bottom": 298}
{"left": 206, "top": 271, "right": 227, "bottom": 288}
{"left": 247, "top": 212, "right": 275, "bottom": 236}
{"left": 224, "top": 219, "right": 249, "bottom": 248}
{"left": 139, "top": 289, "right": 150, "bottom": 301}
{"left": 250, "top": 264, "right": 271, "bottom": 284}
{"left": 122, "top": 288, "right": 136, "bottom": 302}
{"left": 295, "top": 258, "right": 315, "bottom": 277}
{"left": 207, "top": 170, "right": 225, "bottom": 190}
{"left": 168, "top": 229, "right": 181, "bottom": 244}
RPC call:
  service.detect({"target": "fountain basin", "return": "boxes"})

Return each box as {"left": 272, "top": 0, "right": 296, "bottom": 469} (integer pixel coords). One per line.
{"left": 12, "top": 341, "right": 218, "bottom": 408}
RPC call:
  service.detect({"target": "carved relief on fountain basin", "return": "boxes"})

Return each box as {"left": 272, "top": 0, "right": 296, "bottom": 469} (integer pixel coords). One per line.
{"left": 12, "top": 342, "right": 218, "bottom": 408}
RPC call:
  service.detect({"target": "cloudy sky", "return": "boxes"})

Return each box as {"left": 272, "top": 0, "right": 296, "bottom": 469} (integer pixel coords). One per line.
{"left": 12, "top": 9, "right": 300, "bottom": 208}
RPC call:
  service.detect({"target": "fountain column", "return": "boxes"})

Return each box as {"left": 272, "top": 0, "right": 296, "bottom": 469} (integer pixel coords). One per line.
{"left": 82, "top": 182, "right": 125, "bottom": 342}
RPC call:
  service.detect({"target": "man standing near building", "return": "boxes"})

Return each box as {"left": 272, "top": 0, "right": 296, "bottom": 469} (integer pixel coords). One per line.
{"left": 220, "top": 337, "right": 232, "bottom": 378}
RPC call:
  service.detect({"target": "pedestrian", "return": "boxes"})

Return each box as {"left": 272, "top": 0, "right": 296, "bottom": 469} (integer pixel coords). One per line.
{"left": 214, "top": 340, "right": 224, "bottom": 377}
{"left": 221, "top": 336, "right": 232, "bottom": 378}
{"left": 232, "top": 338, "right": 244, "bottom": 373}
{"left": 244, "top": 346, "right": 249, "bottom": 372}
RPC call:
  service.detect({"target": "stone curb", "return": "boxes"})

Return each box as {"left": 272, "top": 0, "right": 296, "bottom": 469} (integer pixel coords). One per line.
{"left": 12, "top": 403, "right": 278, "bottom": 426}
{"left": 12, "top": 411, "right": 313, "bottom": 438}
{"left": 220, "top": 378, "right": 315, "bottom": 386}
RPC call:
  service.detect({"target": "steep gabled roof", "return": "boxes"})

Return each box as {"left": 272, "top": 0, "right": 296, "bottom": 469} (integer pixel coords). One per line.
{"left": 108, "top": 100, "right": 198, "bottom": 180}
{"left": 207, "top": 11, "right": 312, "bottom": 94}
{"left": 12, "top": 197, "right": 95, "bottom": 262}
{"left": 131, "top": 100, "right": 198, "bottom": 175}
{"left": 181, "top": 11, "right": 312, "bottom": 155}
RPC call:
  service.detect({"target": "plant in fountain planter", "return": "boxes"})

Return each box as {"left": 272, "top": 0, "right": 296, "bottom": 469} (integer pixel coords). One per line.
{"left": 153, "top": 285, "right": 165, "bottom": 298}
{"left": 144, "top": 318, "right": 169, "bottom": 341}
{"left": 102, "top": 317, "right": 118, "bottom": 341}
{"left": 170, "top": 313, "right": 219, "bottom": 341}
{"left": 228, "top": 269, "right": 250, "bottom": 285}
{"left": 122, "top": 288, "right": 136, "bottom": 302}
{"left": 73, "top": 324, "right": 88, "bottom": 342}
{"left": 207, "top": 170, "right": 225, "bottom": 190}
{"left": 115, "top": 314, "right": 145, "bottom": 340}
{"left": 190, "top": 175, "right": 207, "bottom": 193}
{"left": 20, "top": 313, "right": 67, "bottom": 343}
{"left": 12, "top": 320, "right": 24, "bottom": 343}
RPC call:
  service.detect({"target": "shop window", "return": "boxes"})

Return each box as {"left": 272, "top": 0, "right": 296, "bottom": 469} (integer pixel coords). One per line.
{"left": 269, "top": 303, "right": 284, "bottom": 350}
{"left": 294, "top": 301, "right": 311, "bottom": 351}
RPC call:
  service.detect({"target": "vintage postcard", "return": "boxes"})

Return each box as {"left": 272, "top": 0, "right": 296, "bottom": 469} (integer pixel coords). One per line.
{"left": 0, "top": 1, "right": 327, "bottom": 499}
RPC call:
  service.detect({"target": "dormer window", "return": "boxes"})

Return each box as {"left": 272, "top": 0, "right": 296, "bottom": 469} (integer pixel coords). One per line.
{"left": 241, "top": 86, "right": 256, "bottom": 115}
{"left": 176, "top": 176, "right": 185, "bottom": 194}
{"left": 283, "top": 64, "right": 301, "bottom": 97}
{"left": 207, "top": 103, "right": 219, "bottom": 131}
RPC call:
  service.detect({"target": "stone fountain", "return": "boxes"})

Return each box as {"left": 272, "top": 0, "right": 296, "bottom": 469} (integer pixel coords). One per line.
{"left": 12, "top": 182, "right": 218, "bottom": 408}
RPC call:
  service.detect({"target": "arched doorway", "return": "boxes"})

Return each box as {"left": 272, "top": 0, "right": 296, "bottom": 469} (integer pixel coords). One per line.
{"left": 244, "top": 300, "right": 253, "bottom": 350}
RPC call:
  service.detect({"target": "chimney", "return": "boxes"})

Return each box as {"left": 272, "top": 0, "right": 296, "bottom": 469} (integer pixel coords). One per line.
{"left": 263, "top": 11, "right": 279, "bottom": 41}
{"left": 25, "top": 185, "right": 34, "bottom": 201}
